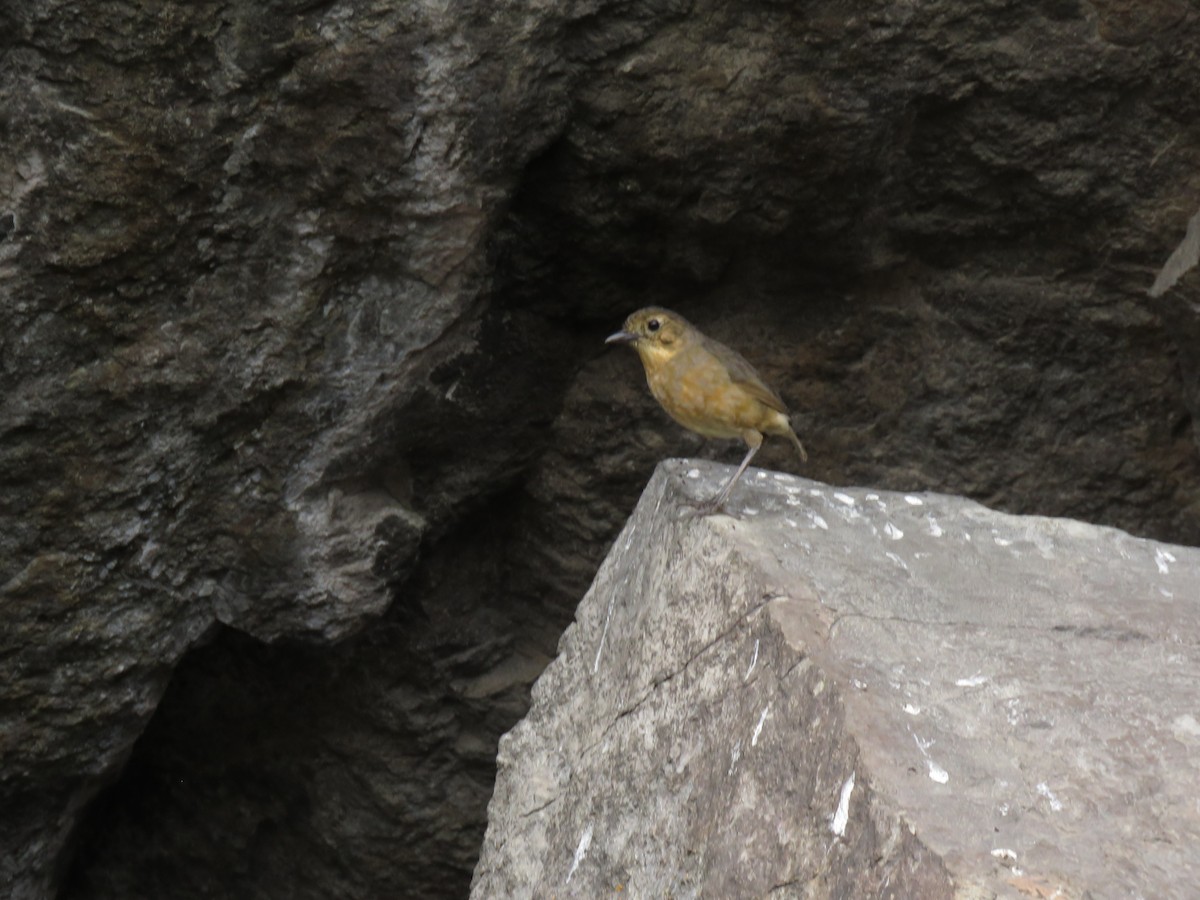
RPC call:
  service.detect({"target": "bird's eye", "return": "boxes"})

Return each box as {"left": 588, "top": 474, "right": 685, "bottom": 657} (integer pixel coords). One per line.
{"left": 647, "top": 319, "right": 661, "bottom": 332}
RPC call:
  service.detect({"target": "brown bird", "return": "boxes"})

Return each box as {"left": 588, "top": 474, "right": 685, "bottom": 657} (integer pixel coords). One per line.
{"left": 606, "top": 307, "right": 807, "bottom": 512}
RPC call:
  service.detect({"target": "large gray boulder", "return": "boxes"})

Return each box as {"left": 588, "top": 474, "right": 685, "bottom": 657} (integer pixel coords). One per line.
{"left": 474, "top": 460, "right": 1200, "bottom": 899}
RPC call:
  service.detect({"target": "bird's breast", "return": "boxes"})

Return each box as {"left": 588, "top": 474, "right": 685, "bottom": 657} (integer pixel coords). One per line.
{"left": 643, "top": 346, "right": 763, "bottom": 439}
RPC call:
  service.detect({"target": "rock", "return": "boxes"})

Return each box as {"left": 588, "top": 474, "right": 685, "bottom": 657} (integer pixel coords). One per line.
{"left": 3, "top": 0, "right": 618, "bottom": 894}
{"left": 473, "top": 460, "right": 1200, "bottom": 899}
{"left": 3, "top": 0, "right": 1200, "bottom": 896}
{"left": 1150, "top": 207, "right": 1200, "bottom": 457}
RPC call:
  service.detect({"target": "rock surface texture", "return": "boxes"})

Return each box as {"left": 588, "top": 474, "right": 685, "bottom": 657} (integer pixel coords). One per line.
{"left": 3, "top": 0, "right": 1200, "bottom": 897}
{"left": 474, "top": 460, "right": 1200, "bottom": 899}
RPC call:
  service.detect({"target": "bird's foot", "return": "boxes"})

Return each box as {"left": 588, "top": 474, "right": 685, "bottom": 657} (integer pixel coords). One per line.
{"left": 677, "top": 495, "right": 728, "bottom": 519}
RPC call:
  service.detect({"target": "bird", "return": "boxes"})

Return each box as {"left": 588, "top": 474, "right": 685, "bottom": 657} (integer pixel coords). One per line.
{"left": 606, "top": 306, "right": 807, "bottom": 512}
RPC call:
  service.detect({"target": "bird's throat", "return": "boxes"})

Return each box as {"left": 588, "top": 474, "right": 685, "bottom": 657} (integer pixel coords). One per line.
{"left": 634, "top": 340, "right": 677, "bottom": 372}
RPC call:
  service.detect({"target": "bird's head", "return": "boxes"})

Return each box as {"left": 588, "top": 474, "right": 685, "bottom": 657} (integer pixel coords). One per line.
{"left": 605, "top": 307, "right": 692, "bottom": 364}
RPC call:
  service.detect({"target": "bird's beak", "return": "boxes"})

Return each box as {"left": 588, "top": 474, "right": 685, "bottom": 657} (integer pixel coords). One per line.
{"left": 605, "top": 330, "right": 637, "bottom": 345}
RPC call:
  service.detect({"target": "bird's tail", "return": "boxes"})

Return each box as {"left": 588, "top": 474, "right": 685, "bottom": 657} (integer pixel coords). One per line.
{"left": 787, "top": 425, "right": 808, "bottom": 463}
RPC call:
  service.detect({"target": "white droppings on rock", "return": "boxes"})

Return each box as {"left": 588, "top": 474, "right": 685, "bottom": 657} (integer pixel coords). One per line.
{"left": 1037, "top": 782, "right": 1063, "bottom": 812}
{"left": 1171, "top": 713, "right": 1200, "bottom": 740}
{"left": 955, "top": 673, "right": 988, "bottom": 688}
{"left": 884, "top": 522, "right": 904, "bottom": 540}
{"left": 1003, "top": 698, "right": 1022, "bottom": 726}
{"left": 903, "top": 704, "right": 921, "bottom": 716}
{"left": 927, "top": 516, "right": 944, "bottom": 537}
{"left": 686, "top": 468, "right": 701, "bottom": 479}
{"left": 1155, "top": 548, "right": 1175, "bottom": 574}
{"left": 811, "top": 514, "right": 829, "bottom": 530}
{"left": 830, "top": 771, "right": 855, "bottom": 837}
{"left": 834, "top": 493, "right": 856, "bottom": 506}
{"left": 911, "top": 732, "right": 947, "bottom": 783}
{"left": 904, "top": 495, "right": 924, "bottom": 506}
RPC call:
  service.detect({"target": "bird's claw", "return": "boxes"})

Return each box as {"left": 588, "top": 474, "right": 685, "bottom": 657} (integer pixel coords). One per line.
{"left": 676, "top": 494, "right": 727, "bottom": 519}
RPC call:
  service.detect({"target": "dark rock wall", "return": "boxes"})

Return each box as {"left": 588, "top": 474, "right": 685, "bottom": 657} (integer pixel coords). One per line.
{"left": 1, "top": 0, "right": 1198, "bottom": 897}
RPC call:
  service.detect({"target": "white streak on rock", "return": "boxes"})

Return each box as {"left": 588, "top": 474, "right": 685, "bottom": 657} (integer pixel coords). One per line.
{"left": 831, "top": 771, "right": 855, "bottom": 836}
{"left": 744, "top": 638, "right": 760, "bottom": 681}
{"left": 751, "top": 704, "right": 771, "bottom": 746}
{"left": 593, "top": 593, "right": 616, "bottom": 674}
{"left": 1149, "top": 207, "right": 1200, "bottom": 297}
{"left": 565, "top": 822, "right": 593, "bottom": 883}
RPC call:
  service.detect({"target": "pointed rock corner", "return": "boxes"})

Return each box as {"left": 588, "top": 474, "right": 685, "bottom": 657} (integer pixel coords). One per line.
{"left": 472, "top": 459, "right": 1200, "bottom": 899}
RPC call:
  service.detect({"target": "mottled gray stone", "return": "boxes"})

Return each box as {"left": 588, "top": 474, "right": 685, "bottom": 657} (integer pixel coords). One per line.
{"left": 474, "top": 460, "right": 1200, "bottom": 899}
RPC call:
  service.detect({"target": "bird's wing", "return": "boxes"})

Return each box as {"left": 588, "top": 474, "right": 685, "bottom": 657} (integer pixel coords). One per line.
{"left": 700, "top": 332, "right": 789, "bottom": 414}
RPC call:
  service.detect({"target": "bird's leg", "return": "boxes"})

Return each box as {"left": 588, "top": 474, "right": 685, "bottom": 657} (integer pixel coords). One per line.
{"left": 786, "top": 424, "right": 808, "bottom": 463}
{"left": 700, "top": 431, "right": 762, "bottom": 514}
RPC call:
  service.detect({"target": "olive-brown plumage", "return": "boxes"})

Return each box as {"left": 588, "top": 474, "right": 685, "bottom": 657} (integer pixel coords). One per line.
{"left": 606, "top": 307, "right": 807, "bottom": 511}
